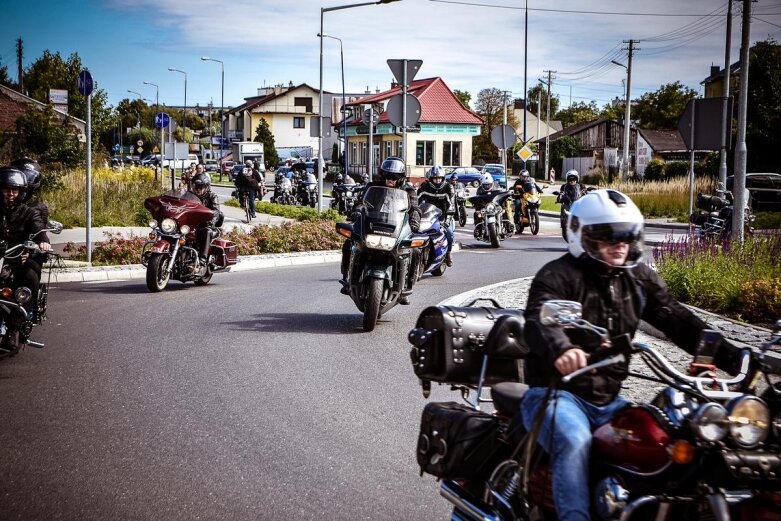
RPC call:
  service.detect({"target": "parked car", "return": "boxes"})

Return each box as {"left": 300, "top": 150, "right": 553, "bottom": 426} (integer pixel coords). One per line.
{"left": 305, "top": 160, "right": 316, "bottom": 174}
{"left": 729, "top": 173, "right": 781, "bottom": 212}
{"left": 483, "top": 164, "right": 507, "bottom": 189}
{"left": 222, "top": 160, "right": 235, "bottom": 175}
{"left": 140, "top": 154, "right": 161, "bottom": 166}
{"left": 204, "top": 159, "right": 219, "bottom": 172}
{"left": 471, "top": 165, "right": 485, "bottom": 173}
{"left": 445, "top": 167, "right": 483, "bottom": 187}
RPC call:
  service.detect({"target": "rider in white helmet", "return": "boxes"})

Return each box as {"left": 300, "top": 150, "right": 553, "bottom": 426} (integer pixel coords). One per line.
{"left": 520, "top": 189, "right": 741, "bottom": 521}
{"left": 476, "top": 172, "right": 495, "bottom": 195}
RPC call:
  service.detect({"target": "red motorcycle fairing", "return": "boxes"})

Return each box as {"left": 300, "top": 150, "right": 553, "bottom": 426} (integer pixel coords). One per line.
{"left": 144, "top": 192, "right": 215, "bottom": 229}
{"left": 592, "top": 404, "right": 673, "bottom": 474}
{"left": 148, "top": 240, "right": 172, "bottom": 254}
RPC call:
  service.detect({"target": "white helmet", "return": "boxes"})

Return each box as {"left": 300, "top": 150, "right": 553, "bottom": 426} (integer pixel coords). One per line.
{"left": 566, "top": 170, "right": 579, "bottom": 183}
{"left": 480, "top": 172, "right": 494, "bottom": 190}
{"left": 567, "top": 189, "right": 644, "bottom": 267}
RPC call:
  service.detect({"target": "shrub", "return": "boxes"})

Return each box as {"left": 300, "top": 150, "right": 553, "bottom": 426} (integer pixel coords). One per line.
{"left": 739, "top": 278, "right": 781, "bottom": 324}
{"left": 63, "top": 232, "right": 147, "bottom": 265}
{"left": 643, "top": 159, "right": 666, "bottom": 181}
{"left": 665, "top": 161, "right": 689, "bottom": 179}
{"left": 581, "top": 170, "right": 607, "bottom": 186}
{"left": 223, "top": 220, "right": 342, "bottom": 255}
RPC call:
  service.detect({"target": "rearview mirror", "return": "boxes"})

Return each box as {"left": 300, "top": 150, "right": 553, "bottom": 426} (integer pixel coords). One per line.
{"left": 46, "top": 220, "right": 64, "bottom": 235}
{"left": 540, "top": 300, "right": 582, "bottom": 326}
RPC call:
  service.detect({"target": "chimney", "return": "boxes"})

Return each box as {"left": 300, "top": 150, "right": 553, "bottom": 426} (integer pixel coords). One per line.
{"left": 289, "top": 81, "right": 294, "bottom": 88}
{"left": 365, "top": 85, "right": 371, "bottom": 94}
{"left": 710, "top": 65, "right": 721, "bottom": 77}
{"left": 391, "top": 81, "right": 399, "bottom": 90}
{"left": 274, "top": 85, "right": 282, "bottom": 95}
{"left": 376, "top": 85, "right": 380, "bottom": 94}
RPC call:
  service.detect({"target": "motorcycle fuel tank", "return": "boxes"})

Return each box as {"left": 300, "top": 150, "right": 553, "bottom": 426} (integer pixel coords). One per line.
{"left": 592, "top": 405, "right": 672, "bottom": 474}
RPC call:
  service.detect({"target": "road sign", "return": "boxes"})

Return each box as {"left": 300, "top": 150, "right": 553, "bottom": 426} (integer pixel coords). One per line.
{"left": 364, "top": 108, "right": 379, "bottom": 124}
{"left": 387, "top": 59, "right": 422, "bottom": 87}
{"left": 491, "top": 124, "right": 517, "bottom": 149}
{"left": 517, "top": 145, "right": 533, "bottom": 161}
{"left": 137, "top": 147, "right": 144, "bottom": 154}
{"left": 153, "top": 146, "right": 159, "bottom": 153}
{"left": 77, "top": 70, "right": 94, "bottom": 96}
{"left": 155, "top": 112, "right": 170, "bottom": 128}
{"left": 386, "top": 93, "right": 421, "bottom": 128}
{"left": 136, "top": 140, "right": 144, "bottom": 147}
{"left": 677, "top": 97, "right": 733, "bottom": 151}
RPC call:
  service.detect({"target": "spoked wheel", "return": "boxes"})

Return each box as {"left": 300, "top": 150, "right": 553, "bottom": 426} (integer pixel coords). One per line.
{"left": 362, "top": 278, "right": 383, "bottom": 332}
{"left": 432, "top": 262, "right": 447, "bottom": 276}
{"left": 487, "top": 222, "right": 500, "bottom": 248}
{"left": 35, "top": 283, "right": 48, "bottom": 324}
{"left": 530, "top": 211, "right": 540, "bottom": 235}
{"left": 146, "top": 254, "right": 171, "bottom": 292}
{"left": 457, "top": 205, "right": 467, "bottom": 227}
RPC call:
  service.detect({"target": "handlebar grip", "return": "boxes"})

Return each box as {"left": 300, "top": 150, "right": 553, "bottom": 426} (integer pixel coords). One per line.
{"left": 561, "top": 353, "right": 626, "bottom": 385}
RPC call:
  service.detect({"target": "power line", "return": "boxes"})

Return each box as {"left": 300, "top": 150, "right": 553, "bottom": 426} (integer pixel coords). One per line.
{"left": 754, "top": 15, "right": 781, "bottom": 29}
{"left": 428, "top": 0, "right": 732, "bottom": 16}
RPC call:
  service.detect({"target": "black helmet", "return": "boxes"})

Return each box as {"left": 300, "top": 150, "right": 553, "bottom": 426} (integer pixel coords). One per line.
{"left": 449, "top": 173, "right": 458, "bottom": 184}
{"left": 11, "top": 158, "right": 42, "bottom": 197}
{"left": 427, "top": 166, "right": 445, "bottom": 187}
{"left": 379, "top": 156, "right": 406, "bottom": 188}
{"left": 191, "top": 172, "right": 211, "bottom": 193}
{"left": 0, "top": 166, "right": 28, "bottom": 202}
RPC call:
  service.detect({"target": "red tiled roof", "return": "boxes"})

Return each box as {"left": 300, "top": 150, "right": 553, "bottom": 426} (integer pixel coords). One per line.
{"left": 348, "top": 77, "right": 483, "bottom": 125}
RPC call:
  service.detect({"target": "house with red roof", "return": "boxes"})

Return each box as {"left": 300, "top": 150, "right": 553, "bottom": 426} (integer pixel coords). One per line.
{"left": 342, "top": 77, "right": 484, "bottom": 181}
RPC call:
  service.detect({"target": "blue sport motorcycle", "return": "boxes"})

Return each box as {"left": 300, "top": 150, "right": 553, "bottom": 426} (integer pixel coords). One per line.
{"left": 414, "top": 202, "right": 450, "bottom": 280}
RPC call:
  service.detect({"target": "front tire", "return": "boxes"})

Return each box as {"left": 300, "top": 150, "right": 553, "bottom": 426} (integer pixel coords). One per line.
{"left": 457, "top": 205, "right": 467, "bottom": 227}
{"left": 362, "top": 278, "right": 383, "bottom": 332}
{"left": 530, "top": 211, "right": 540, "bottom": 235}
{"left": 487, "top": 222, "right": 500, "bottom": 248}
{"left": 432, "top": 262, "right": 447, "bottom": 276}
{"left": 471, "top": 180, "right": 479, "bottom": 188}
{"left": 146, "top": 254, "right": 171, "bottom": 292}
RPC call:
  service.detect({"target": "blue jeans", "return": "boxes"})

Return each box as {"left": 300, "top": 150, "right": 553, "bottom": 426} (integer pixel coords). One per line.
{"left": 245, "top": 189, "right": 257, "bottom": 217}
{"left": 520, "top": 388, "right": 629, "bottom": 521}
{"left": 443, "top": 217, "right": 455, "bottom": 254}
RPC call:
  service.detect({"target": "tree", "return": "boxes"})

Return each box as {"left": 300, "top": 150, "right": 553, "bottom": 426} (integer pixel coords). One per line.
{"left": 10, "top": 105, "right": 82, "bottom": 169}
{"left": 0, "top": 57, "right": 14, "bottom": 89}
{"left": 472, "top": 88, "right": 520, "bottom": 163}
{"left": 631, "top": 81, "right": 697, "bottom": 129}
{"left": 599, "top": 102, "right": 624, "bottom": 122}
{"left": 555, "top": 101, "right": 600, "bottom": 128}
{"left": 453, "top": 89, "right": 471, "bottom": 109}
{"left": 253, "top": 118, "right": 279, "bottom": 168}
{"left": 746, "top": 38, "right": 781, "bottom": 172}
{"left": 526, "top": 84, "right": 559, "bottom": 117}
{"left": 549, "top": 136, "right": 581, "bottom": 174}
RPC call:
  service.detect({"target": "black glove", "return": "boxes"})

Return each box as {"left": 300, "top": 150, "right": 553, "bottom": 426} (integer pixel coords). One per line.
{"left": 409, "top": 206, "right": 422, "bottom": 232}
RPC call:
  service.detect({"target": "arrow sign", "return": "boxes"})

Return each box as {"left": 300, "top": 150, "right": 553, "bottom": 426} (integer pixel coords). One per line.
{"left": 677, "top": 97, "right": 732, "bottom": 151}
{"left": 155, "top": 112, "right": 170, "bottom": 128}
{"left": 77, "top": 70, "right": 94, "bottom": 96}
{"left": 386, "top": 93, "right": 421, "bottom": 128}
{"left": 387, "top": 59, "right": 422, "bottom": 87}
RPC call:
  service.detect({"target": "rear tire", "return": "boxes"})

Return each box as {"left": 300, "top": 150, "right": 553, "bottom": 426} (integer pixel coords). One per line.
{"left": 146, "top": 254, "right": 171, "bottom": 292}
{"left": 362, "top": 278, "right": 383, "bottom": 332}
{"left": 194, "top": 266, "right": 213, "bottom": 286}
{"left": 530, "top": 211, "right": 540, "bottom": 235}
{"left": 488, "top": 222, "right": 500, "bottom": 248}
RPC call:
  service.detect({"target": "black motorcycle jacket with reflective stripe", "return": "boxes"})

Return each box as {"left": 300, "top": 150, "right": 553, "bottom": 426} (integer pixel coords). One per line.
{"left": 523, "top": 253, "right": 739, "bottom": 405}
{"left": 0, "top": 202, "right": 48, "bottom": 248}
{"left": 417, "top": 181, "right": 454, "bottom": 217}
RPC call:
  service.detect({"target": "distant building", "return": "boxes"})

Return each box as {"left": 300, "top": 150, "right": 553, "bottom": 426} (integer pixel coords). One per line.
{"left": 635, "top": 129, "right": 707, "bottom": 176}
{"left": 0, "top": 84, "right": 86, "bottom": 142}
{"left": 509, "top": 99, "right": 561, "bottom": 143}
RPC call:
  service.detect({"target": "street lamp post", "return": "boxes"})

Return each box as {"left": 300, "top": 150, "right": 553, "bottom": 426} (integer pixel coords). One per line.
{"left": 319, "top": 33, "right": 347, "bottom": 177}
{"left": 611, "top": 59, "right": 631, "bottom": 179}
{"left": 143, "top": 81, "right": 162, "bottom": 183}
{"left": 168, "top": 67, "right": 188, "bottom": 142}
{"left": 127, "top": 90, "right": 144, "bottom": 129}
{"left": 318, "top": 0, "right": 402, "bottom": 212}
{"left": 201, "top": 56, "right": 225, "bottom": 179}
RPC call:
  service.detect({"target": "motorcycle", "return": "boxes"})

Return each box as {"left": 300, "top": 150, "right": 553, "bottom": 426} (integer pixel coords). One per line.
{"left": 272, "top": 174, "right": 296, "bottom": 206}
{"left": 690, "top": 184, "right": 754, "bottom": 241}
{"left": 330, "top": 175, "right": 361, "bottom": 215}
{"left": 409, "top": 300, "right": 781, "bottom": 521}
{"left": 296, "top": 171, "right": 318, "bottom": 208}
{"left": 413, "top": 202, "right": 450, "bottom": 280}
{"left": 469, "top": 190, "right": 515, "bottom": 248}
{"left": 0, "top": 221, "right": 63, "bottom": 359}
{"left": 335, "top": 186, "right": 428, "bottom": 332}
{"left": 454, "top": 182, "right": 468, "bottom": 227}
{"left": 141, "top": 190, "right": 237, "bottom": 292}
{"left": 513, "top": 181, "right": 544, "bottom": 235}
{"left": 553, "top": 185, "right": 592, "bottom": 241}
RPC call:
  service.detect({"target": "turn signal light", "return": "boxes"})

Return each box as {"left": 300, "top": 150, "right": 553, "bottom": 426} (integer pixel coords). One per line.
{"left": 178, "top": 238, "right": 186, "bottom": 245}
{"left": 148, "top": 232, "right": 156, "bottom": 240}
{"left": 410, "top": 239, "right": 427, "bottom": 248}
{"left": 0, "top": 287, "right": 12, "bottom": 299}
{"left": 337, "top": 228, "right": 352, "bottom": 239}
{"left": 670, "top": 440, "right": 695, "bottom": 464}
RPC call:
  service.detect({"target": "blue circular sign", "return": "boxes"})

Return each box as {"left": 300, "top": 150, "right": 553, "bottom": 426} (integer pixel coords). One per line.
{"left": 77, "top": 70, "right": 94, "bottom": 96}
{"left": 155, "top": 112, "right": 171, "bottom": 129}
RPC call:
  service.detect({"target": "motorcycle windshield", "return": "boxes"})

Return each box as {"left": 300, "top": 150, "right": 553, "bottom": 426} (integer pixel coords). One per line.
{"left": 469, "top": 190, "right": 508, "bottom": 209}
{"left": 304, "top": 173, "right": 317, "bottom": 184}
{"left": 362, "top": 186, "right": 409, "bottom": 234}
{"left": 522, "top": 181, "right": 538, "bottom": 195}
{"left": 280, "top": 178, "right": 292, "bottom": 189}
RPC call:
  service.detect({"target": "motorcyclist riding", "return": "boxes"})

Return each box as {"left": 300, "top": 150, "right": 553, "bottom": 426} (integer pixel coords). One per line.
{"left": 512, "top": 169, "right": 544, "bottom": 222}
{"left": 521, "top": 189, "right": 741, "bottom": 521}
{"left": 417, "top": 166, "right": 455, "bottom": 266}
{"left": 0, "top": 166, "right": 50, "bottom": 353}
{"left": 235, "top": 159, "right": 264, "bottom": 219}
{"left": 11, "top": 158, "right": 49, "bottom": 223}
{"left": 557, "top": 169, "right": 586, "bottom": 206}
{"left": 189, "top": 172, "right": 224, "bottom": 264}
{"left": 339, "top": 156, "right": 421, "bottom": 304}
{"left": 476, "top": 172, "right": 495, "bottom": 196}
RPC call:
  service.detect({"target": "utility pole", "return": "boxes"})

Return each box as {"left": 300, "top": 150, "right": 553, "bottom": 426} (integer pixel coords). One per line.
{"left": 719, "top": 0, "right": 734, "bottom": 187}
{"left": 621, "top": 39, "right": 637, "bottom": 180}
{"left": 536, "top": 87, "right": 541, "bottom": 145}
{"left": 523, "top": 0, "right": 528, "bottom": 145}
{"left": 502, "top": 90, "right": 510, "bottom": 174}
{"left": 16, "top": 38, "right": 23, "bottom": 93}
{"left": 732, "top": 0, "right": 752, "bottom": 242}
{"left": 543, "top": 70, "right": 555, "bottom": 181}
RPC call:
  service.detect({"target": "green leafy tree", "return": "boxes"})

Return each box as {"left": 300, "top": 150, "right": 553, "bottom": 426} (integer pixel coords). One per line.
{"left": 549, "top": 136, "right": 581, "bottom": 174}
{"left": 473, "top": 88, "right": 519, "bottom": 163}
{"left": 555, "top": 101, "right": 600, "bottom": 128}
{"left": 526, "top": 84, "right": 560, "bottom": 117}
{"left": 599, "top": 102, "right": 624, "bottom": 122}
{"left": 453, "top": 89, "right": 471, "bottom": 109}
{"left": 253, "top": 118, "right": 279, "bottom": 168}
{"left": 11, "top": 105, "right": 82, "bottom": 169}
{"left": 0, "top": 57, "right": 14, "bottom": 88}
{"left": 746, "top": 39, "right": 781, "bottom": 172}
{"left": 632, "top": 81, "right": 697, "bottom": 129}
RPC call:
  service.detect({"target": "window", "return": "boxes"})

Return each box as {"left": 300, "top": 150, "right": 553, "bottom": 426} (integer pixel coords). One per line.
{"left": 443, "top": 141, "right": 461, "bottom": 167}
{"left": 293, "top": 117, "right": 305, "bottom": 129}
{"left": 385, "top": 141, "right": 392, "bottom": 159}
{"left": 294, "top": 97, "right": 313, "bottom": 112}
{"left": 351, "top": 143, "right": 358, "bottom": 166}
{"left": 415, "top": 141, "right": 435, "bottom": 166}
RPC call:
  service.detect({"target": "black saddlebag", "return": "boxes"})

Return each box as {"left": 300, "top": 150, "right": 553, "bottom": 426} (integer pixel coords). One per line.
{"left": 408, "top": 304, "right": 527, "bottom": 388}
{"left": 417, "top": 401, "right": 509, "bottom": 481}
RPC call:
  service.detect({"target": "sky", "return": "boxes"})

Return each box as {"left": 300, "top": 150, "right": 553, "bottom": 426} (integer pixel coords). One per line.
{"left": 3, "top": 0, "right": 781, "bottom": 115}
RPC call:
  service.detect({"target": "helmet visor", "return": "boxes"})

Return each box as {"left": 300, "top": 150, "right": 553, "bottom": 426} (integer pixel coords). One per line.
{"left": 582, "top": 222, "right": 644, "bottom": 265}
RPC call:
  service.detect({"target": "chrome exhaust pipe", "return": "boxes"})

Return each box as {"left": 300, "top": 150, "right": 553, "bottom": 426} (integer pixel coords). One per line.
{"left": 440, "top": 481, "right": 501, "bottom": 521}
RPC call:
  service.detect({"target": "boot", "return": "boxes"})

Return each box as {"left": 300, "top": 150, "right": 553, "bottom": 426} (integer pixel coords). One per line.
{"left": 446, "top": 252, "right": 453, "bottom": 267}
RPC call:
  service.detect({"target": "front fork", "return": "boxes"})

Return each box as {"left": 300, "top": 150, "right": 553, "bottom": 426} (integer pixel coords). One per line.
{"left": 167, "top": 240, "right": 182, "bottom": 275}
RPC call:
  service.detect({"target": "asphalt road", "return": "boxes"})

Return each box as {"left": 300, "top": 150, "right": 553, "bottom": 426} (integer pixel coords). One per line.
{"left": 0, "top": 216, "right": 567, "bottom": 520}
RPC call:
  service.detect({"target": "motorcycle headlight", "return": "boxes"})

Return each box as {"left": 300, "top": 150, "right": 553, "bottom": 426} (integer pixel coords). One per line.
{"left": 690, "top": 402, "right": 728, "bottom": 442}
{"left": 346, "top": 191, "right": 353, "bottom": 197}
{"left": 727, "top": 396, "right": 770, "bottom": 448}
{"left": 485, "top": 203, "right": 496, "bottom": 213}
{"left": 14, "top": 286, "right": 32, "bottom": 305}
{"left": 148, "top": 219, "right": 158, "bottom": 228}
{"left": 161, "top": 218, "right": 177, "bottom": 234}
{"left": 365, "top": 234, "right": 395, "bottom": 251}
{"left": 180, "top": 225, "right": 191, "bottom": 235}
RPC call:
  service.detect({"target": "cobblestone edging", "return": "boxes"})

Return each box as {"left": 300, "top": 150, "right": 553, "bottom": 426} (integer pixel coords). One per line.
{"left": 441, "top": 277, "right": 772, "bottom": 403}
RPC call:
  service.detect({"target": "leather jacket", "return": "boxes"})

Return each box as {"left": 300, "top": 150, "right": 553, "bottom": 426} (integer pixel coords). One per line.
{"left": 0, "top": 201, "right": 48, "bottom": 248}
{"left": 192, "top": 190, "right": 224, "bottom": 228}
{"left": 523, "top": 253, "right": 739, "bottom": 405}
{"left": 417, "top": 181, "right": 454, "bottom": 218}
